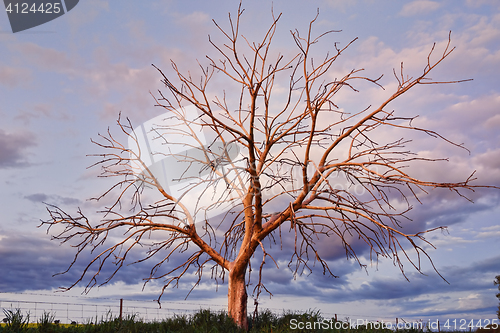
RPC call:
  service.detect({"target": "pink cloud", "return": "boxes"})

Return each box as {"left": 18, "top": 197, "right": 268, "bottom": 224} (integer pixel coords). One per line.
{"left": 399, "top": 1, "right": 441, "bottom": 17}
{"left": 0, "top": 66, "right": 32, "bottom": 88}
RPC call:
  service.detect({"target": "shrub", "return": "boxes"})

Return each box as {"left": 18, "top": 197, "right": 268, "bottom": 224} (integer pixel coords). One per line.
{"left": 2, "top": 308, "right": 30, "bottom": 332}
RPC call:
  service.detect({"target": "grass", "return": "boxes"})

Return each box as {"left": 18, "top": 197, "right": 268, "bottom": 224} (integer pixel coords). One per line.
{"left": 0, "top": 307, "right": 457, "bottom": 332}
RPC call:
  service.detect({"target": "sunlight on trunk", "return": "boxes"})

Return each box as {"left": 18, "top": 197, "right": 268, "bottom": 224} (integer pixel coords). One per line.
{"left": 228, "top": 268, "right": 248, "bottom": 330}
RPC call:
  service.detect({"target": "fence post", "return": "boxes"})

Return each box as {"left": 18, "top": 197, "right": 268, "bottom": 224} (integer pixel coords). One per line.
{"left": 335, "top": 314, "right": 337, "bottom": 322}
{"left": 396, "top": 318, "right": 399, "bottom": 331}
{"left": 119, "top": 299, "right": 123, "bottom": 322}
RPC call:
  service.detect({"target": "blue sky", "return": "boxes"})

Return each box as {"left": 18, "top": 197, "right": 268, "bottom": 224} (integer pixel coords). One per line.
{"left": 1, "top": 0, "right": 500, "bottom": 324}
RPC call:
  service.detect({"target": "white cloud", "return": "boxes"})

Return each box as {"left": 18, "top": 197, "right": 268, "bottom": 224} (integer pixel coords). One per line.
{"left": 174, "top": 11, "right": 210, "bottom": 26}
{"left": 466, "top": 0, "right": 500, "bottom": 9}
{"left": 480, "top": 225, "right": 500, "bottom": 232}
{"left": 324, "top": 0, "right": 359, "bottom": 12}
{"left": 430, "top": 235, "right": 477, "bottom": 247}
{"left": 399, "top": 1, "right": 441, "bottom": 17}
{"left": 405, "top": 12, "right": 500, "bottom": 79}
{"left": 399, "top": 93, "right": 500, "bottom": 159}
{"left": 475, "top": 231, "right": 500, "bottom": 239}
{"left": 457, "top": 293, "right": 491, "bottom": 311}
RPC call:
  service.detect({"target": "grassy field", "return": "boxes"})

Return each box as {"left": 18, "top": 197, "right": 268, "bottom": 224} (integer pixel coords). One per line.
{"left": 0, "top": 307, "right": 451, "bottom": 333}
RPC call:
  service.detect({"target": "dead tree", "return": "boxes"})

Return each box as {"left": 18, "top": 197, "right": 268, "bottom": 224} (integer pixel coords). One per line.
{"left": 41, "top": 5, "right": 495, "bottom": 330}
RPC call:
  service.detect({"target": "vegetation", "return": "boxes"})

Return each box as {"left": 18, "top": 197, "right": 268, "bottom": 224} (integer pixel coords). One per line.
{"left": 495, "top": 275, "right": 500, "bottom": 320}
{"left": 0, "top": 308, "right": 443, "bottom": 333}
{"left": 2, "top": 309, "right": 30, "bottom": 332}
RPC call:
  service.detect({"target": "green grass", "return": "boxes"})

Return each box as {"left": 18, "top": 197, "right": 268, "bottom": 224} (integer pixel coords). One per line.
{"left": 0, "top": 307, "right": 451, "bottom": 333}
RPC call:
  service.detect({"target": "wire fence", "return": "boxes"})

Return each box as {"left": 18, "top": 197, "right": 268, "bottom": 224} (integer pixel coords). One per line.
{"left": 0, "top": 293, "right": 228, "bottom": 324}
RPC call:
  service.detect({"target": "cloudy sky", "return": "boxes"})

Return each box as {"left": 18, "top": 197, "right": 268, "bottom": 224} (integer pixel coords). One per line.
{"left": 1, "top": 0, "right": 500, "bottom": 325}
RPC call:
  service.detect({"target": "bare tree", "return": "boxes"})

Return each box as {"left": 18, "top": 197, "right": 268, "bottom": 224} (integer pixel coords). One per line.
{"left": 41, "top": 5, "right": 496, "bottom": 330}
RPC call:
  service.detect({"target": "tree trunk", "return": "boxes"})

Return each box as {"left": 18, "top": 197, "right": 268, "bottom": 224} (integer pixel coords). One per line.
{"left": 228, "top": 267, "right": 248, "bottom": 330}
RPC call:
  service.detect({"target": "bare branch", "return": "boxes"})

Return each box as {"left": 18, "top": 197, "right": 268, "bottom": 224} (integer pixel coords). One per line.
{"left": 40, "top": 6, "right": 497, "bottom": 331}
